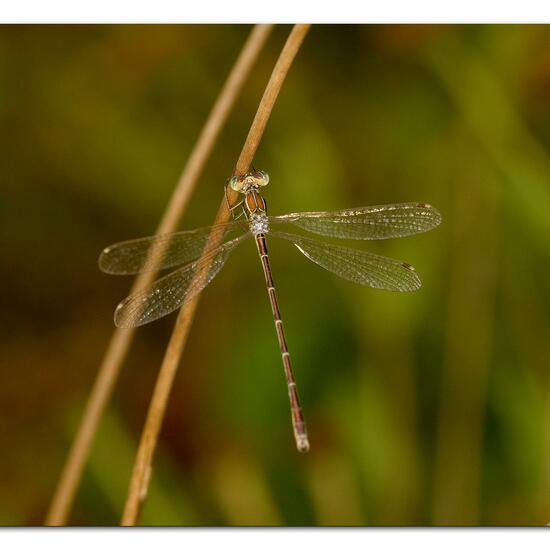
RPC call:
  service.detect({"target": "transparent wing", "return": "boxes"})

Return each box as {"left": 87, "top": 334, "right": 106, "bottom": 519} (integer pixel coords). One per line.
{"left": 99, "top": 221, "right": 244, "bottom": 275}
{"left": 270, "top": 203, "right": 441, "bottom": 240}
{"left": 114, "top": 233, "right": 251, "bottom": 327}
{"left": 272, "top": 232, "right": 421, "bottom": 292}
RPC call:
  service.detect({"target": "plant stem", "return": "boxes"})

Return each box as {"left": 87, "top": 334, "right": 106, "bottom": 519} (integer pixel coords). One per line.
{"left": 120, "top": 23, "right": 311, "bottom": 527}
{"left": 45, "top": 24, "right": 273, "bottom": 526}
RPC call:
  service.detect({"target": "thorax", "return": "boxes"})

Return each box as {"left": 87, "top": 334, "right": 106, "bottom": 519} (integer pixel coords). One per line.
{"left": 245, "top": 189, "right": 269, "bottom": 236}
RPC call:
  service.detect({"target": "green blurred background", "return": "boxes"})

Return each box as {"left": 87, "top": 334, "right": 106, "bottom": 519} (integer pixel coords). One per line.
{"left": 1, "top": 24, "right": 550, "bottom": 526}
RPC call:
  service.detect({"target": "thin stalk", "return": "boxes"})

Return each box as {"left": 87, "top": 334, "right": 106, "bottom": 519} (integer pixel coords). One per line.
{"left": 45, "top": 24, "right": 273, "bottom": 526}
{"left": 120, "top": 24, "right": 311, "bottom": 526}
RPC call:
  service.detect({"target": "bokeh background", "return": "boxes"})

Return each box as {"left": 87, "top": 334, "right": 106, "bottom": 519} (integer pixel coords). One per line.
{"left": 1, "top": 24, "right": 550, "bottom": 526}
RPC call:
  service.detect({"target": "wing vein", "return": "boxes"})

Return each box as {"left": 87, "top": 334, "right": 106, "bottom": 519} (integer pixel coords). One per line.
{"left": 99, "top": 220, "right": 245, "bottom": 275}
{"left": 270, "top": 202, "right": 441, "bottom": 241}
{"left": 114, "top": 233, "right": 250, "bottom": 327}
{"left": 273, "top": 231, "right": 421, "bottom": 292}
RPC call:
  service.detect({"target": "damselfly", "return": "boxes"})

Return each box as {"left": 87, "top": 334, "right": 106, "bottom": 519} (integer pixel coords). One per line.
{"left": 99, "top": 170, "right": 442, "bottom": 452}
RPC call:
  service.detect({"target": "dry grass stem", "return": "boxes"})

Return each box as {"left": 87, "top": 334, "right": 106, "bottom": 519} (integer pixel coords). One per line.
{"left": 45, "top": 24, "right": 273, "bottom": 526}
{"left": 120, "top": 24, "right": 311, "bottom": 526}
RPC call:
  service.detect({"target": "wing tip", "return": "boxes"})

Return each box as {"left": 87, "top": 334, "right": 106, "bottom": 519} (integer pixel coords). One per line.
{"left": 114, "top": 300, "right": 138, "bottom": 328}
{"left": 416, "top": 202, "right": 443, "bottom": 228}
{"left": 400, "top": 262, "right": 422, "bottom": 291}
{"left": 98, "top": 246, "right": 117, "bottom": 274}
{"left": 114, "top": 302, "right": 126, "bottom": 328}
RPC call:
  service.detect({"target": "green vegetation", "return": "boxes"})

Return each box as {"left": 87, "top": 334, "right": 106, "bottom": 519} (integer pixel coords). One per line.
{"left": 1, "top": 24, "right": 550, "bottom": 525}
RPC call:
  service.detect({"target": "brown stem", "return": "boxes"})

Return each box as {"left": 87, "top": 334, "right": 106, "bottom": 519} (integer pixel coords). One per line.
{"left": 120, "top": 24, "right": 311, "bottom": 526}
{"left": 45, "top": 24, "right": 273, "bottom": 526}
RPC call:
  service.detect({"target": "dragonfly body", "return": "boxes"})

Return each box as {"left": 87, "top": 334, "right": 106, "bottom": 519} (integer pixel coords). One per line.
{"left": 231, "top": 172, "right": 309, "bottom": 452}
{"left": 99, "top": 170, "right": 442, "bottom": 453}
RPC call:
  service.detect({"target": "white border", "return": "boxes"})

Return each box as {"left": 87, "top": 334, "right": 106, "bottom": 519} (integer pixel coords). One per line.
{"left": 1, "top": 528, "right": 550, "bottom": 550}
{"left": 1, "top": 2, "right": 549, "bottom": 545}
{"left": 1, "top": 0, "right": 550, "bottom": 23}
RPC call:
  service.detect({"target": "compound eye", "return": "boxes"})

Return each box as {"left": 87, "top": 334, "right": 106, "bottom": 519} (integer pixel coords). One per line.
{"left": 257, "top": 171, "right": 269, "bottom": 186}
{"left": 229, "top": 175, "right": 242, "bottom": 191}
